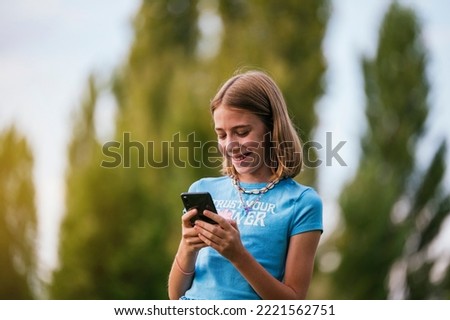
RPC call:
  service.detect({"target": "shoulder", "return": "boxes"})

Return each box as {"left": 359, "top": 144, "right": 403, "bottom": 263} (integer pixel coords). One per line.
{"left": 283, "top": 178, "right": 321, "bottom": 201}
{"left": 284, "top": 179, "right": 323, "bottom": 220}
{"left": 188, "top": 176, "right": 229, "bottom": 192}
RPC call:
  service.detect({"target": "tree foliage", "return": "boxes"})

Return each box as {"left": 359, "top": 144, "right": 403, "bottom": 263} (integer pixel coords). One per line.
{"left": 326, "top": 3, "right": 450, "bottom": 299}
{"left": 0, "top": 126, "right": 37, "bottom": 299}
{"left": 214, "top": 0, "right": 329, "bottom": 185}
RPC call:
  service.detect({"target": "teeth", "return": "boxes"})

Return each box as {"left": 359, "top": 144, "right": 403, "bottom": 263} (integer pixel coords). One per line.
{"left": 233, "top": 154, "right": 247, "bottom": 160}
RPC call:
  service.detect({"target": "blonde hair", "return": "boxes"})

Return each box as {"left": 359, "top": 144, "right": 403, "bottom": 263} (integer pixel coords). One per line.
{"left": 210, "top": 70, "right": 303, "bottom": 179}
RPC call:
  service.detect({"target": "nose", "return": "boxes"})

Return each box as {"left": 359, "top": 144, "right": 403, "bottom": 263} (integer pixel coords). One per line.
{"left": 218, "top": 137, "right": 235, "bottom": 156}
{"left": 219, "top": 135, "right": 238, "bottom": 150}
{"left": 225, "top": 141, "right": 242, "bottom": 156}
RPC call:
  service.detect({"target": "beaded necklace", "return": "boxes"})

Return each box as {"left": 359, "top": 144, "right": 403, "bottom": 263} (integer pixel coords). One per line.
{"left": 231, "top": 175, "right": 281, "bottom": 213}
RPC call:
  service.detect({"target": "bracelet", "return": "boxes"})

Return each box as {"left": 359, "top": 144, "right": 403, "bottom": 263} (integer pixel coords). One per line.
{"left": 175, "top": 255, "right": 195, "bottom": 276}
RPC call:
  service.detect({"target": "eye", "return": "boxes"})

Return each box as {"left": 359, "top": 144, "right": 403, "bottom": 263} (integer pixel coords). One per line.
{"left": 236, "top": 130, "right": 249, "bottom": 137}
{"left": 217, "top": 133, "right": 226, "bottom": 140}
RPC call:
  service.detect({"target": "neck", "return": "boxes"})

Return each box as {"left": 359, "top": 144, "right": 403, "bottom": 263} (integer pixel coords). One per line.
{"left": 235, "top": 170, "right": 275, "bottom": 184}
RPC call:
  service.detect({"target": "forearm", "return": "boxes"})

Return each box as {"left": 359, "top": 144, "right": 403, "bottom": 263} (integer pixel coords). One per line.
{"left": 233, "top": 232, "right": 321, "bottom": 300}
{"left": 231, "top": 249, "right": 306, "bottom": 300}
{"left": 167, "top": 245, "right": 197, "bottom": 300}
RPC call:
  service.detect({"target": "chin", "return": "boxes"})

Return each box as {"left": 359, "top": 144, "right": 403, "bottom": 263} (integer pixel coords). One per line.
{"left": 233, "top": 165, "right": 263, "bottom": 179}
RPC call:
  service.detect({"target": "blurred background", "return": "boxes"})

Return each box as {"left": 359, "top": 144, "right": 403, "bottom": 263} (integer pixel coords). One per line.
{"left": 1, "top": 0, "right": 449, "bottom": 299}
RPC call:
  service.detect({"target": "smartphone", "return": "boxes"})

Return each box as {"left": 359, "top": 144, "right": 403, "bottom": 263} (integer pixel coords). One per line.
{"left": 180, "top": 192, "right": 218, "bottom": 225}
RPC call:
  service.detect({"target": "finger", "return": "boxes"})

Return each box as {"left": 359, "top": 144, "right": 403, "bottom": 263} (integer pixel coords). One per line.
{"left": 187, "top": 238, "right": 208, "bottom": 250}
{"left": 198, "top": 232, "right": 219, "bottom": 250}
{"left": 184, "top": 235, "right": 202, "bottom": 244}
{"left": 194, "top": 224, "right": 223, "bottom": 245}
{"left": 228, "top": 219, "right": 239, "bottom": 230}
{"left": 203, "top": 210, "right": 231, "bottom": 229}
{"left": 194, "top": 219, "right": 226, "bottom": 239}
{"left": 182, "top": 208, "right": 197, "bottom": 226}
{"left": 182, "top": 231, "right": 209, "bottom": 249}
{"left": 193, "top": 242, "right": 208, "bottom": 250}
{"left": 183, "top": 227, "right": 202, "bottom": 238}
{"left": 185, "top": 236, "right": 207, "bottom": 246}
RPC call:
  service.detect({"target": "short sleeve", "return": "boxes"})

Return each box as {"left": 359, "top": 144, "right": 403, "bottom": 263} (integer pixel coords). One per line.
{"left": 290, "top": 188, "right": 323, "bottom": 236}
{"left": 188, "top": 180, "right": 201, "bottom": 193}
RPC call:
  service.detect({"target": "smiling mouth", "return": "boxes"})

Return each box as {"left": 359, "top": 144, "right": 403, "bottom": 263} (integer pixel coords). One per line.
{"left": 231, "top": 152, "right": 251, "bottom": 161}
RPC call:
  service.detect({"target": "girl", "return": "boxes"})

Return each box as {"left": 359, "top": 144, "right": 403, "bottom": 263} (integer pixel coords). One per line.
{"left": 168, "top": 70, "right": 323, "bottom": 300}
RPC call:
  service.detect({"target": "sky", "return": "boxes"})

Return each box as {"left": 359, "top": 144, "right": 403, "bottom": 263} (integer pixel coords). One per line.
{"left": 1, "top": 0, "right": 449, "bottom": 281}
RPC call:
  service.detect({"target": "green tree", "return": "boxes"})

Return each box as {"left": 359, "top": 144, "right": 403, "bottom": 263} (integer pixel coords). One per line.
{"left": 51, "top": 76, "right": 103, "bottom": 298}
{"left": 327, "top": 3, "right": 449, "bottom": 299}
{"left": 402, "top": 142, "right": 450, "bottom": 299}
{"left": 0, "top": 126, "right": 37, "bottom": 299}
{"left": 214, "top": 0, "right": 329, "bottom": 185}
{"left": 110, "top": 0, "right": 216, "bottom": 297}
{"left": 52, "top": 0, "right": 204, "bottom": 298}
{"left": 51, "top": 75, "right": 175, "bottom": 299}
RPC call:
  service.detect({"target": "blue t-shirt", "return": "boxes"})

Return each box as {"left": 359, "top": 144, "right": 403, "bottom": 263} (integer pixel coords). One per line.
{"left": 182, "top": 176, "right": 323, "bottom": 300}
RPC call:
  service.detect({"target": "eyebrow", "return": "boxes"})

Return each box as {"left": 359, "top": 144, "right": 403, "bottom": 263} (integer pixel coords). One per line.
{"left": 214, "top": 125, "right": 251, "bottom": 132}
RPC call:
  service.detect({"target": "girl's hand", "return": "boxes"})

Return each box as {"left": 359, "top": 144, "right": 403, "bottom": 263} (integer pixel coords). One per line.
{"left": 181, "top": 209, "right": 208, "bottom": 253}
{"left": 194, "top": 210, "right": 245, "bottom": 262}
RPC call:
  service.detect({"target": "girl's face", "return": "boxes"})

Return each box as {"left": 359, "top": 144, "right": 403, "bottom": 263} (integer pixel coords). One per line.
{"left": 213, "top": 104, "right": 273, "bottom": 183}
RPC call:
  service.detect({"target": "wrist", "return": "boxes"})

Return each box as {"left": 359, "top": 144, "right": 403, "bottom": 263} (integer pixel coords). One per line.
{"left": 175, "top": 254, "right": 195, "bottom": 275}
{"left": 230, "top": 247, "right": 252, "bottom": 268}
{"left": 178, "top": 242, "right": 199, "bottom": 257}
{"left": 174, "top": 244, "right": 198, "bottom": 276}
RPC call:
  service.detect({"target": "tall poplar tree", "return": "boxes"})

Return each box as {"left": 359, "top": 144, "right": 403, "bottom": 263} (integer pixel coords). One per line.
{"left": 51, "top": 76, "right": 105, "bottom": 298}
{"left": 52, "top": 0, "right": 204, "bottom": 299}
{"left": 0, "top": 126, "right": 37, "bottom": 299}
{"left": 329, "top": 3, "right": 449, "bottom": 299}
{"left": 52, "top": 74, "right": 177, "bottom": 299}
{"left": 214, "top": 0, "right": 329, "bottom": 185}
{"left": 401, "top": 142, "right": 450, "bottom": 299}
